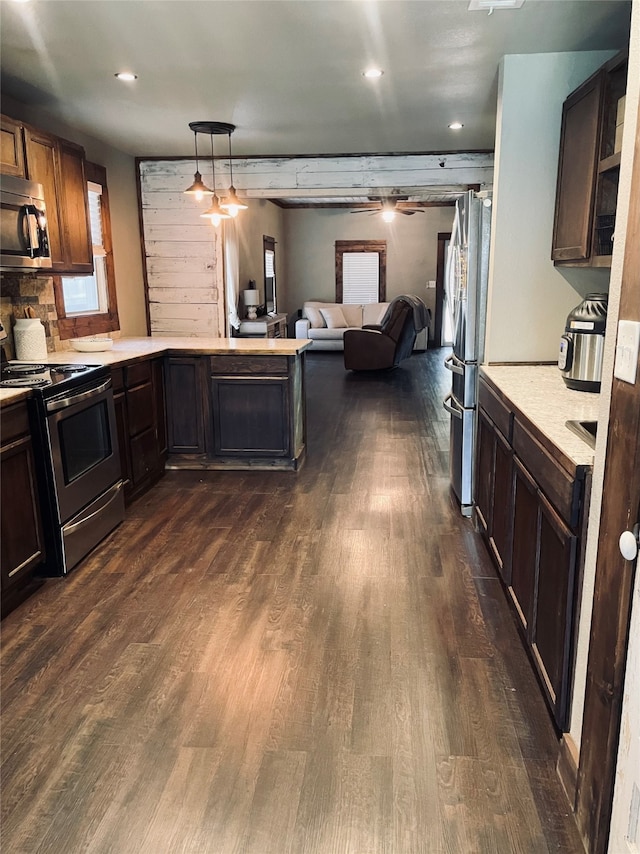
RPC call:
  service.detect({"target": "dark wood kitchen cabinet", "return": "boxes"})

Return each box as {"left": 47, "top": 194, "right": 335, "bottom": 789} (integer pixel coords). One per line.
{"left": 21, "top": 122, "right": 93, "bottom": 274}
{"left": 476, "top": 376, "right": 589, "bottom": 729}
{"left": 475, "top": 381, "right": 514, "bottom": 584}
{"left": 1, "top": 401, "right": 45, "bottom": 618}
{"left": 0, "top": 115, "right": 26, "bottom": 178}
{"left": 165, "top": 356, "right": 209, "bottom": 456}
{"left": 111, "top": 358, "right": 166, "bottom": 503}
{"left": 165, "top": 351, "right": 307, "bottom": 471}
{"left": 552, "top": 51, "right": 628, "bottom": 267}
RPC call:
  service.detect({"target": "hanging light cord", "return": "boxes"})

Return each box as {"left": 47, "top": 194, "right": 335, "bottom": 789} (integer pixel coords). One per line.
{"left": 228, "top": 132, "right": 234, "bottom": 188}
{"left": 210, "top": 133, "right": 217, "bottom": 194}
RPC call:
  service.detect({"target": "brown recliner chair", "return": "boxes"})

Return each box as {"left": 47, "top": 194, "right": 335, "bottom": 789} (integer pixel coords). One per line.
{"left": 343, "top": 295, "right": 431, "bottom": 371}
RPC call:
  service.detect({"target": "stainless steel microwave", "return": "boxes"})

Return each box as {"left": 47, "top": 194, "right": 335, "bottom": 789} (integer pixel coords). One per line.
{"left": 0, "top": 174, "right": 51, "bottom": 271}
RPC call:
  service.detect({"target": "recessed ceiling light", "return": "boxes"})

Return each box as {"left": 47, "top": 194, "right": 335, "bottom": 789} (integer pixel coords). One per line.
{"left": 468, "top": 0, "right": 524, "bottom": 9}
{"left": 114, "top": 72, "right": 138, "bottom": 82}
{"left": 363, "top": 68, "right": 384, "bottom": 79}
{"left": 448, "top": 122, "right": 464, "bottom": 130}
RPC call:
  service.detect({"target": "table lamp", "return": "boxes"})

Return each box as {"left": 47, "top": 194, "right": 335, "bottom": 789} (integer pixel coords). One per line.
{"left": 243, "top": 289, "right": 260, "bottom": 320}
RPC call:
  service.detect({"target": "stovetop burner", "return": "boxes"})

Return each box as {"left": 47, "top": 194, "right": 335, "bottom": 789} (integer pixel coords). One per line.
{"left": 0, "top": 362, "right": 107, "bottom": 393}
{"left": 3, "top": 363, "right": 48, "bottom": 376}
{"left": 51, "top": 364, "right": 92, "bottom": 375}
{"left": 1, "top": 376, "right": 50, "bottom": 388}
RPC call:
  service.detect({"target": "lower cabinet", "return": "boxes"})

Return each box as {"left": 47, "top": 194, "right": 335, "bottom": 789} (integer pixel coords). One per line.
{"left": 476, "top": 377, "right": 588, "bottom": 730}
{"left": 1, "top": 401, "right": 45, "bottom": 617}
{"left": 111, "top": 358, "right": 166, "bottom": 503}
{"left": 165, "top": 353, "right": 306, "bottom": 470}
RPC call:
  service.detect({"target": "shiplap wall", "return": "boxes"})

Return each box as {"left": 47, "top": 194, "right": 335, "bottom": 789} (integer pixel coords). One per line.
{"left": 138, "top": 152, "right": 493, "bottom": 337}
{"left": 139, "top": 160, "right": 226, "bottom": 337}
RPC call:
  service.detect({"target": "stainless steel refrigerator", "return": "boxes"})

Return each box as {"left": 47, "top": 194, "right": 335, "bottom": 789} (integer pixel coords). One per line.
{"left": 443, "top": 189, "right": 492, "bottom": 516}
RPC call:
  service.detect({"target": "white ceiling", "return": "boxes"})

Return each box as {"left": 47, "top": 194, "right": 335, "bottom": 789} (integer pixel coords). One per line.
{"left": 0, "top": 0, "right": 632, "bottom": 163}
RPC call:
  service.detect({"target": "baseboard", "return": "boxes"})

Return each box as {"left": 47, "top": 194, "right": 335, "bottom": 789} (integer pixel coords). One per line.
{"left": 557, "top": 733, "right": 579, "bottom": 810}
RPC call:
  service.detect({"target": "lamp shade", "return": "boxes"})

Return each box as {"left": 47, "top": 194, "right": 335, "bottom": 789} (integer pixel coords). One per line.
{"left": 243, "top": 289, "right": 259, "bottom": 307}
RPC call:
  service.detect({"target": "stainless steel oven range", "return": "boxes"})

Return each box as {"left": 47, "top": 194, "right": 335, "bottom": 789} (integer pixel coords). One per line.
{"left": 1, "top": 362, "right": 124, "bottom": 576}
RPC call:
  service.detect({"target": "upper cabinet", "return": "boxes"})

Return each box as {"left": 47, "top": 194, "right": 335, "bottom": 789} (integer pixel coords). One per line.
{"left": 1, "top": 114, "right": 93, "bottom": 275}
{"left": 552, "top": 51, "right": 628, "bottom": 268}
{"left": 0, "top": 115, "right": 26, "bottom": 178}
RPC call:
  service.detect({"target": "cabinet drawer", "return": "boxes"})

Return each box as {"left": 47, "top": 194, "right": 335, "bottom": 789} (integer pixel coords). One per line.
{"left": 125, "top": 360, "right": 152, "bottom": 389}
{"left": 479, "top": 379, "right": 512, "bottom": 439}
{"left": 110, "top": 367, "right": 125, "bottom": 393}
{"left": 1, "top": 403, "right": 30, "bottom": 444}
{"left": 513, "top": 419, "right": 580, "bottom": 526}
{"left": 210, "top": 355, "right": 288, "bottom": 376}
{"left": 127, "top": 382, "right": 154, "bottom": 437}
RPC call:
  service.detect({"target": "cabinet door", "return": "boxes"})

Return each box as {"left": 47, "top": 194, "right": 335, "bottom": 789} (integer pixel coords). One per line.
{"left": 152, "top": 358, "right": 167, "bottom": 459}
{"left": 552, "top": 71, "right": 603, "bottom": 262}
{"left": 56, "top": 139, "right": 93, "bottom": 273}
{"left": 509, "top": 457, "right": 539, "bottom": 634}
{"left": 491, "top": 429, "right": 514, "bottom": 585}
{"left": 165, "top": 357, "right": 207, "bottom": 454}
{"left": 531, "top": 493, "right": 577, "bottom": 728}
{"left": 211, "top": 376, "right": 290, "bottom": 457}
{"left": 112, "top": 388, "right": 132, "bottom": 494}
{"left": 1, "top": 434, "right": 45, "bottom": 592}
{"left": 475, "top": 409, "right": 495, "bottom": 536}
{"left": 0, "top": 115, "right": 26, "bottom": 178}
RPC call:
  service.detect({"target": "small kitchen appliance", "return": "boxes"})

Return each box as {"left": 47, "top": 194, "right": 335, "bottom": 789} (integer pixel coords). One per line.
{"left": 558, "top": 293, "right": 608, "bottom": 392}
{"left": 1, "top": 362, "right": 124, "bottom": 575}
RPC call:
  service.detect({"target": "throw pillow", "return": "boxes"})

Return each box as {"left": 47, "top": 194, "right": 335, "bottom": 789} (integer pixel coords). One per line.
{"left": 320, "top": 306, "right": 347, "bottom": 329}
{"left": 305, "top": 305, "right": 326, "bottom": 329}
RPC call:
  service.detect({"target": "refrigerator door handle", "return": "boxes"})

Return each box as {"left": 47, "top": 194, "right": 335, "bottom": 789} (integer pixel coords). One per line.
{"left": 444, "top": 353, "right": 464, "bottom": 376}
{"left": 443, "top": 392, "right": 463, "bottom": 420}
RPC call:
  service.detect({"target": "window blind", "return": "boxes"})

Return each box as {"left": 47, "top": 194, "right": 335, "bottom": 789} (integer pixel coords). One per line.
{"left": 87, "top": 182, "right": 106, "bottom": 256}
{"left": 342, "top": 252, "right": 379, "bottom": 303}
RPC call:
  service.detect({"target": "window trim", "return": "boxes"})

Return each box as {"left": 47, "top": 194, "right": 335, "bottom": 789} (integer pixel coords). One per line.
{"left": 335, "top": 240, "right": 386, "bottom": 303}
{"left": 54, "top": 161, "right": 120, "bottom": 340}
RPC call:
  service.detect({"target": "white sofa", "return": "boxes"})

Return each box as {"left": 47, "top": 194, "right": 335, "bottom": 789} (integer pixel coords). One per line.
{"left": 295, "top": 301, "right": 428, "bottom": 351}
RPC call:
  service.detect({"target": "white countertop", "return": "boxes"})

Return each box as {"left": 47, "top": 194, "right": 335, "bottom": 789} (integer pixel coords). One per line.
{"left": 0, "top": 336, "right": 312, "bottom": 406}
{"left": 480, "top": 364, "right": 601, "bottom": 468}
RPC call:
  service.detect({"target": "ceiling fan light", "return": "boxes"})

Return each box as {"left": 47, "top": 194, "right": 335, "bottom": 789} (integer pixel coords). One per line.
{"left": 381, "top": 209, "right": 396, "bottom": 223}
{"left": 184, "top": 171, "right": 214, "bottom": 200}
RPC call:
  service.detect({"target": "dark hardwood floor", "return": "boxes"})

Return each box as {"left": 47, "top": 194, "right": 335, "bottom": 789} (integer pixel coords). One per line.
{"left": 0, "top": 349, "right": 584, "bottom": 854}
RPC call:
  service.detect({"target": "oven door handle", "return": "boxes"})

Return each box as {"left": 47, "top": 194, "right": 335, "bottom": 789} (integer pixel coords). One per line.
{"left": 45, "top": 378, "right": 112, "bottom": 413}
{"left": 63, "top": 481, "right": 123, "bottom": 534}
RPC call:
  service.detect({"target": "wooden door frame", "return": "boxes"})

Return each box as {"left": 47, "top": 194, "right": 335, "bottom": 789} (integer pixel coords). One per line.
{"left": 575, "top": 97, "right": 640, "bottom": 854}
{"left": 433, "top": 232, "right": 451, "bottom": 347}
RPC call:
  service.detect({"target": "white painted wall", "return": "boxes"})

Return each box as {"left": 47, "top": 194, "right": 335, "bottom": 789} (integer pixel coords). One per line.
{"left": 485, "top": 51, "right": 616, "bottom": 364}
{"left": 2, "top": 96, "right": 148, "bottom": 338}
{"left": 282, "top": 205, "right": 455, "bottom": 336}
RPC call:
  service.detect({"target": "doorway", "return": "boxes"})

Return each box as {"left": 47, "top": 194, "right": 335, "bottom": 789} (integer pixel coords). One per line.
{"left": 434, "top": 232, "right": 452, "bottom": 347}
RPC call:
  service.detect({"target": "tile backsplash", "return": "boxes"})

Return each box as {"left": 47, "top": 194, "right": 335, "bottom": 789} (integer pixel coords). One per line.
{"left": 1, "top": 273, "right": 59, "bottom": 358}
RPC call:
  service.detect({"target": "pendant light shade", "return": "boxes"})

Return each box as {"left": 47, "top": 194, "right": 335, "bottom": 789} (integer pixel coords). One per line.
{"left": 184, "top": 128, "right": 213, "bottom": 200}
{"left": 199, "top": 129, "right": 231, "bottom": 227}
{"left": 220, "top": 130, "right": 248, "bottom": 217}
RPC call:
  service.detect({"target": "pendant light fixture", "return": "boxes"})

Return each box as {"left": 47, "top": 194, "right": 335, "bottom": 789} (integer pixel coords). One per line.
{"left": 220, "top": 127, "right": 248, "bottom": 217}
{"left": 197, "top": 124, "right": 231, "bottom": 227}
{"left": 184, "top": 123, "right": 213, "bottom": 201}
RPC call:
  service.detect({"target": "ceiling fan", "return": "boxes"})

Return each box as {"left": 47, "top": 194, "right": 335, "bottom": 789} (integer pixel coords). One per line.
{"left": 351, "top": 195, "right": 425, "bottom": 221}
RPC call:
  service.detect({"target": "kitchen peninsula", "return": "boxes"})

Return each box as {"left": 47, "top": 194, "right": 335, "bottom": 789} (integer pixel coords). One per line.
{"left": 1, "top": 336, "right": 312, "bottom": 474}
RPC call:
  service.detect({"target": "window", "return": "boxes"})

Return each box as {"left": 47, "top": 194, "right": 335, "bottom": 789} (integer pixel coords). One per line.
{"left": 335, "top": 240, "right": 386, "bottom": 303}
{"left": 55, "top": 162, "right": 119, "bottom": 339}
{"left": 263, "top": 235, "right": 277, "bottom": 314}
